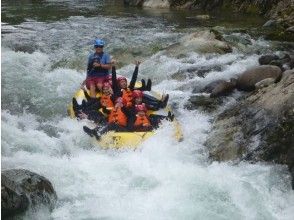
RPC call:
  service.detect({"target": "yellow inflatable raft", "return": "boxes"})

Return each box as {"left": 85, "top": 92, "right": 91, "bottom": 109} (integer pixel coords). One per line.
{"left": 68, "top": 87, "right": 183, "bottom": 149}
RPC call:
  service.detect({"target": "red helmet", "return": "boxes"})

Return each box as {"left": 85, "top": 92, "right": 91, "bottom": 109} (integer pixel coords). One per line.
{"left": 117, "top": 76, "right": 127, "bottom": 83}
{"left": 103, "top": 82, "right": 111, "bottom": 89}
{"left": 135, "top": 104, "right": 147, "bottom": 112}
{"left": 132, "top": 90, "right": 143, "bottom": 98}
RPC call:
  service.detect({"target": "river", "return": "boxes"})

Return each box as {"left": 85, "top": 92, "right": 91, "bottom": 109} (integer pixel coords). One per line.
{"left": 2, "top": 0, "right": 294, "bottom": 219}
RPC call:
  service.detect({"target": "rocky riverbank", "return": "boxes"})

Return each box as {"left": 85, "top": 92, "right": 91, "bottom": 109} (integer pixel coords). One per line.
{"left": 124, "top": 0, "right": 294, "bottom": 37}
{"left": 204, "top": 68, "right": 294, "bottom": 188}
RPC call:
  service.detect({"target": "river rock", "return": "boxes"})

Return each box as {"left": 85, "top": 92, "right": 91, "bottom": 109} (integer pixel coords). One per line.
{"left": 286, "top": 26, "right": 294, "bottom": 33}
{"left": 258, "top": 54, "right": 279, "bottom": 65}
{"left": 205, "top": 73, "right": 294, "bottom": 188}
{"left": 143, "top": 0, "right": 170, "bottom": 8}
{"left": 263, "top": 19, "right": 277, "bottom": 27}
{"left": 166, "top": 30, "right": 232, "bottom": 56}
{"left": 123, "top": 0, "right": 144, "bottom": 6}
{"left": 186, "top": 94, "right": 223, "bottom": 112}
{"left": 236, "top": 65, "right": 282, "bottom": 91}
{"left": 1, "top": 169, "right": 57, "bottom": 218}
{"left": 1, "top": 185, "right": 29, "bottom": 217}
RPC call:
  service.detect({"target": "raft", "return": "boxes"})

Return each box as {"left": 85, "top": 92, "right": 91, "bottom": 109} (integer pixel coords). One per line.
{"left": 68, "top": 86, "right": 183, "bottom": 149}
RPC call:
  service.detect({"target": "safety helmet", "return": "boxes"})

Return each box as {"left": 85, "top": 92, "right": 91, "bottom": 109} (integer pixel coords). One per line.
{"left": 117, "top": 76, "right": 127, "bottom": 83}
{"left": 94, "top": 39, "right": 105, "bottom": 47}
{"left": 135, "top": 104, "right": 147, "bottom": 112}
{"left": 102, "top": 82, "right": 111, "bottom": 89}
{"left": 132, "top": 90, "right": 143, "bottom": 98}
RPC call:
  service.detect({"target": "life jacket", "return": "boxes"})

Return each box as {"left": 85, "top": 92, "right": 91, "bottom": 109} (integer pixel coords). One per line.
{"left": 122, "top": 89, "right": 133, "bottom": 108}
{"left": 108, "top": 107, "right": 127, "bottom": 126}
{"left": 100, "top": 95, "right": 114, "bottom": 109}
{"left": 134, "top": 114, "right": 151, "bottom": 127}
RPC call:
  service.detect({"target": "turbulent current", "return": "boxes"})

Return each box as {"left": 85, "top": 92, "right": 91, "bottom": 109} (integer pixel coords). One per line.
{"left": 1, "top": 1, "right": 294, "bottom": 219}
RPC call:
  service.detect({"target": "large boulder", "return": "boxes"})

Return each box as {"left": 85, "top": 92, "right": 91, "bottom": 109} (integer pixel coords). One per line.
{"left": 200, "top": 78, "right": 237, "bottom": 97}
{"left": 259, "top": 54, "right": 294, "bottom": 70}
{"left": 236, "top": 65, "right": 282, "bottom": 91}
{"left": 186, "top": 94, "right": 223, "bottom": 112}
{"left": 1, "top": 169, "right": 57, "bottom": 218}
{"left": 165, "top": 30, "right": 232, "bottom": 56}
{"left": 143, "top": 0, "right": 170, "bottom": 8}
{"left": 258, "top": 54, "right": 279, "bottom": 65}
{"left": 205, "top": 73, "right": 294, "bottom": 188}
{"left": 123, "top": 0, "right": 170, "bottom": 8}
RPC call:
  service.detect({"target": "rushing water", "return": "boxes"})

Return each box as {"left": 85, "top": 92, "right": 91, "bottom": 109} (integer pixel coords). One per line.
{"left": 2, "top": 1, "right": 294, "bottom": 219}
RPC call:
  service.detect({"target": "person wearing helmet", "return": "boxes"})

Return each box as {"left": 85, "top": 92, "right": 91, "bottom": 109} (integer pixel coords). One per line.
{"left": 110, "top": 61, "right": 151, "bottom": 108}
{"left": 129, "top": 103, "right": 174, "bottom": 132}
{"left": 132, "top": 104, "right": 152, "bottom": 131}
{"left": 84, "top": 39, "right": 112, "bottom": 98}
{"left": 112, "top": 60, "right": 152, "bottom": 91}
{"left": 83, "top": 97, "right": 133, "bottom": 139}
{"left": 131, "top": 89, "right": 163, "bottom": 111}
{"left": 100, "top": 82, "right": 115, "bottom": 109}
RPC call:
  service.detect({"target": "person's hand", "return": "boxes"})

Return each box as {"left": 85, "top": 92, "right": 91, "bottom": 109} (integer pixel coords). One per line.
{"left": 80, "top": 81, "right": 86, "bottom": 89}
{"left": 135, "top": 60, "right": 141, "bottom": 66}
{"left": 78, "top": 111, "right": 88, "bottom": 119}
{"left": 111, "top": 59, "right": 117, "bottom": 65}
{"left": 93, "top": 62, "right": 100, "bottom": 68}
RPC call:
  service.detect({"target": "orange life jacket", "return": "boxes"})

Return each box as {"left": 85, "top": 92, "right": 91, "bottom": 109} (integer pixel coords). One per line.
{"left": 108, "top": 107, "right": 128, "bottom": 126}
{"left": 122, "top": 89, "right": 133, "bottom": 108}
{"left": 100, "top": 95, "right": 114, "bottom": 109}
{"left": 134, "top": 114, "right": 151, "bottom": 127}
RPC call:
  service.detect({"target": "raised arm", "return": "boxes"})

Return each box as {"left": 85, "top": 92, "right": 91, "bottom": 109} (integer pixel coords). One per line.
{"left": 111, "top": 66, "right": 121, "bottom": 99}
{"left": 129, "top": 61, "right": 141, "bottom": 90}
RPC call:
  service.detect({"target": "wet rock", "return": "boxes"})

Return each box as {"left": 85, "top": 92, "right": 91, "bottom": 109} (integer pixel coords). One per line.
{"left": 255, "top": 78, "right": 276, "bottom": 89}
{"left": 259, "top": 54, "right": 294, "bottom": 70}
{"left": 236, "top": 65, "right": 282, "bottom": 91}
{"left": 212, "top": 79, "right": 237, "bottom": 97}
{"left": 143, "top": 0, "right": 170, "bottom": 8}
{"left": 206, "top": 73, "right": 294, "bottom": 188}
{"left": 1, "top": 185, "right": 29, "bottom": 217}
{"left": 263, "top": 19, "right": 277, "bottom": 27}
{"left": 166, "top": 30, "right": 232, "bottom": 56}
{"left": 258, "top": 54, "right": 279, "bottom": 65}
{"left": 172, "top": 65, "right": 223, "bottom": 81}
{"left": 185, "top": 95, "right": 223, "bottom": 112}
{"left": 123, "top": 0, "right": 144, "bottom": 7}
{"left": 200, "top": 80, "right": 227, "bottom": 93}
{"left": 286, "top": 26, "right": 294, "bottom": 33}
{"left": 186, "top": 15, "right": 210, "bottom": 20}
{"left": 1, "top": 169, "right": 57, "bottom": 218}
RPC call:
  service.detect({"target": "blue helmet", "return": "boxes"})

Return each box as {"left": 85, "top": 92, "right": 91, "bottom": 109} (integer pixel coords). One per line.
{"left": 94, "top": 39, "right": 105, "bottom": 47}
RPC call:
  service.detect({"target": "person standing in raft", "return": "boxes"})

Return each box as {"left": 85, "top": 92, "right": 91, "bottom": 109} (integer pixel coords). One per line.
{"left": 82, "top": 39, "right": 112, "bottom": 98}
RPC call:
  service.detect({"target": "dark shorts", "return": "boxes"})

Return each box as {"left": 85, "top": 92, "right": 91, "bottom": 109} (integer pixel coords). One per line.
{"left": 86, "top": 76, "right": 108, "bottom": 89}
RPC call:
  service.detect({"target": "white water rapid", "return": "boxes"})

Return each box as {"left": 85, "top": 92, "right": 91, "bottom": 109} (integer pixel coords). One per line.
{"left": 2, "top": 2, "right": 294, "bottom": 219}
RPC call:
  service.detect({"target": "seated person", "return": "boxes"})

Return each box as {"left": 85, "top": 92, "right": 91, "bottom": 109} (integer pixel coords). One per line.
{"left": 132, "top": 90, "right": 168, "bottom": 111}
{"left": 100, "top": 82, "right": 115, "bottom": 110}
{"left": 131, "top": 104, "right": 152, "bottom": 132}
{"left": 83, "top": 97, "right": 132, "bottom": 139}
{"left": 73, "top": 98, "right": 106, "bottom": 125}
{"left": 112, "top": 61, "right": 151, "bottom": 91}
{"left": 129, "top": 104, "right": 175, "bottom": 132}
{"left": 111, "top": 61, "right": 149, "bottom": 108}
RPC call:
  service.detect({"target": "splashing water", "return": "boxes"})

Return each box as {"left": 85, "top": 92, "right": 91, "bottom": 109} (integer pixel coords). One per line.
{"left": 2, "top": 1, "right": 294, "bottom": 219}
